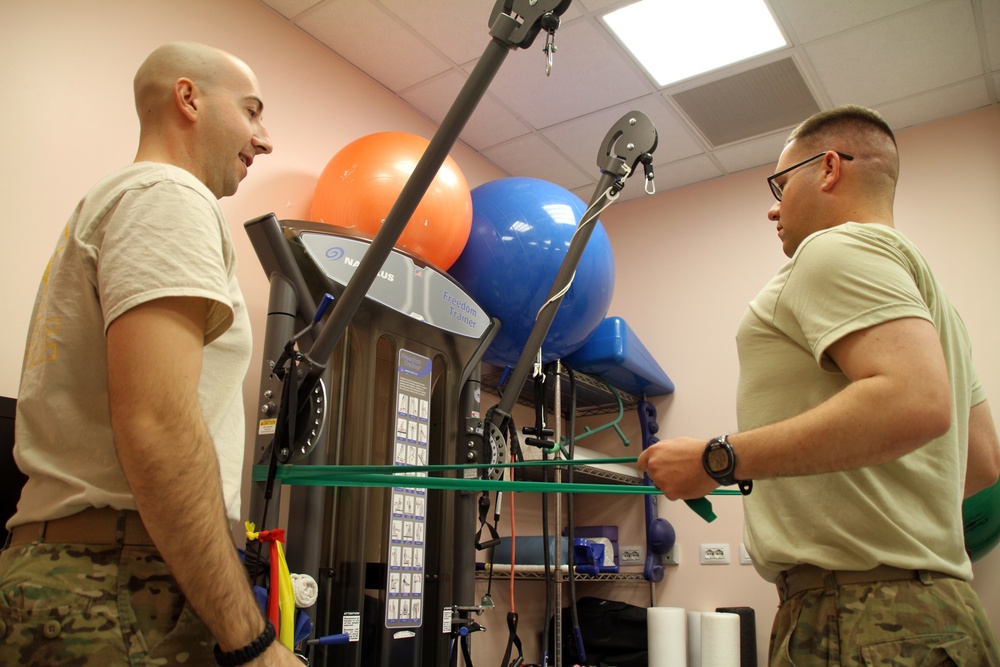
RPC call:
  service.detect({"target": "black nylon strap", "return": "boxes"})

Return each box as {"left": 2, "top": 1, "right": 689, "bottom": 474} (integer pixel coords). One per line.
{"left": 475, "top": 492, "right": 501, "bottom": 550}
{"left": 501, "top": 612, "right": 524, "bottom": 667}
{"left": 459, "top": 632, "right": 474, "bottom": 667}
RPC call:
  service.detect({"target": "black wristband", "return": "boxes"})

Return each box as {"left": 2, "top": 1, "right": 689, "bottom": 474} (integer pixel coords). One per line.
{"left": 214, "top": 619, "right": 276, "bottom": 666}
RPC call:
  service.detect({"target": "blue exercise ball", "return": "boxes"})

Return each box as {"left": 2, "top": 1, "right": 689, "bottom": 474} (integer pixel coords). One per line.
{"left": 449, "top": 177, "right": 615, "bottom": 368}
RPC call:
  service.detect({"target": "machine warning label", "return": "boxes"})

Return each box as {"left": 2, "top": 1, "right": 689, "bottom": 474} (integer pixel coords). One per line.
{"left": 258, "top": 418, "right": 277, "bottom": 435}
{"left": 385, "top": 348, "right": 431, "bottom": 630}
{"left": 442, "top": 606, "right": 452, "bottom": 634}
{"left": 342, "top": 611, "right": 360, "bottom": 641}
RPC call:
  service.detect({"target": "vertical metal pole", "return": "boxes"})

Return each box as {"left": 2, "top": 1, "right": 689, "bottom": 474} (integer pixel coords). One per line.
{"left": 299, "top": 16, "right": 520, "bottom": 401}
{"left": 553, "top": 364, "right": 563, "bottom": 667}
{"left": 493, "top": 171, "right": 618, "bottom": 422}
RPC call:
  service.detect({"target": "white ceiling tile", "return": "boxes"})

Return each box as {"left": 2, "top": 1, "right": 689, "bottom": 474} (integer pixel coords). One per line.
{"left": 479, "top": 19, "right": 652, "bottom": 128}
{"left": 398, "top": 71, "right": 461, "bottom": 124}
{"left": 712, "top": 131, "right": 788, "bottom": 174}
{"left": 573, "top": 0, "right": 626, "bottom": 13}
{"left": 655, "top": 155, "right": 724, "bottom": 192}
{"left": 481, "top": 134, "right": 594, "bottom": 190}
{"left": 258, "top": 0, "right": 325, "bottom": 20}
{"left": 464, "top": 94, "right": 534, "bottom": 150}
{"left": 554, "top": 2, "right": 586, "bottom": 22}
{"left": 297, "top": 0, "right": 452, "bottom": 91}
{"left": 771, "top": 0, "right": 933, "bottom": 44}
{"left": 377, "top": 0, "right": 497, "bottom": 65}
{"left": 400, "top": 71, "right": 532, "bottom": 150}
{"left": 542, "top": 96, "right": 704, "bottom": 178}
{"left": 985, "top": 0, "right": 1000, "bottom": 72}
{"left": 805, "top": 0, "right": 982, "bottom": 106}
{"left": 643, "top": 97, "right": 709, "bottom": 161}
{"left": 271, "top": 0, "right": 998, "bottom": 197}
{"left": 875, "top": 79, "right": 992, "bottom": 131}
{"left": 570, "top": 183, "right": 599, "bottom": 202}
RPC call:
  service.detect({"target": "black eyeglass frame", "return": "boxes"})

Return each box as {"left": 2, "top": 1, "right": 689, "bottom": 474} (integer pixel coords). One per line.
{"left": 767, "top": 151, "right": 854, "bottom": 201}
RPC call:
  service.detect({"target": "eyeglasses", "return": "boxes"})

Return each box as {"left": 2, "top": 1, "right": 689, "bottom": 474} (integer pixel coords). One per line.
{"left": 767, "top": 151, "right": 854, "bottom": 201}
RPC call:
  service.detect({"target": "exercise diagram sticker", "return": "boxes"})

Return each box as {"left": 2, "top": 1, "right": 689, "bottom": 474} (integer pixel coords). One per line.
{"left": 385, "top": 348, "right": 431, "bottom": 629}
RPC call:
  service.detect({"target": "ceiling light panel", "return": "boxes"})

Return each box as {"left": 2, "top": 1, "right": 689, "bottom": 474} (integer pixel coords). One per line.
{"left": 603, "top": 0, "right": 788, "bottom": 87}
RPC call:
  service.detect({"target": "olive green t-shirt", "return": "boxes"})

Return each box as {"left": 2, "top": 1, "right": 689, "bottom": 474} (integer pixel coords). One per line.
{"left": 737, "top": 222, "right": 982, "bottom": 582}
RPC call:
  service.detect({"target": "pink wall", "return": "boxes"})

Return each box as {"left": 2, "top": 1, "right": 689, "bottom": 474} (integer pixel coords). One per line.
{"left": 2, "top": 1, "right": 997, "bottom": 665}
{"left": 0, "top": 0, "right": 506, "bottom": 400}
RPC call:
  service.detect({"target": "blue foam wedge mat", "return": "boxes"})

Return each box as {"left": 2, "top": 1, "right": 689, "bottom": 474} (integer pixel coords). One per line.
{"left": 563, "top": 316, "right": 675, "bottom": 397}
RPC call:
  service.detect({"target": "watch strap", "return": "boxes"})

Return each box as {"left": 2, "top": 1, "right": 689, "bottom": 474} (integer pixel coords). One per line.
{"left": 704, "top": 435, "right": 752, "bottom": 495}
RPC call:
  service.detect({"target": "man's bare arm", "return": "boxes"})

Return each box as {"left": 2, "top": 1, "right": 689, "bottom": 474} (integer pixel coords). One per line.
{"left": 107, "top": 297, "right": 298, "bottom": 664}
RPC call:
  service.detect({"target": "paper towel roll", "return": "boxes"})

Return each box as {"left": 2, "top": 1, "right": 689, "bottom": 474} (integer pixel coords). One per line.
{"left": 647, "top": 606, "right": 686, "bottom": 667}
{"left": 687, "top": 611, "right": 704, "bottom": 667}
{"left": 701, "top": 612, "right": 741, "bottom": 666}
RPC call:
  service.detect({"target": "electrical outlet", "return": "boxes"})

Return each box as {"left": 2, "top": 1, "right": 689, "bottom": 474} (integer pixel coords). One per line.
{"left": 739, "top": 543, "right": 753, "bottom": 565}
{"left": 620, "top": 546, "right": 644, "bottom": 564}
{"left": 699, "top": 543, "right": 730, "bottom": 565}
{"left": 661, "top": 543, "right": 680, "bottom": 565}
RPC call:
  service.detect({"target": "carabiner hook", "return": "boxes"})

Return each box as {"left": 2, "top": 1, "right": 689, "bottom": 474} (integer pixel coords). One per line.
{"left": 540, "top": 11, "right": 560, "bottom": 76}
{"left": 543, "top": 30, "right": 557, "bottom": 76}
{"left": 641, "top": 153, "right": 656, "bottom": 195}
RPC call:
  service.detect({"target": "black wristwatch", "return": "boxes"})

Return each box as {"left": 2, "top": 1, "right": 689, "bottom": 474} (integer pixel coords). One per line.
{"left": 214, "top": 619, "right": 276, "bottom": 666}
{"left": 703, "top": 435, "right": 752, "bottom": 495}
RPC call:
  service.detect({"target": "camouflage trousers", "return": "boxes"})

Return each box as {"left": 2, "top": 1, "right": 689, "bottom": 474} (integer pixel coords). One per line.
{"left": 770, "top": 572, "right": 1000, "bottom": 666}
{"left": 0, "top": 541, "right": 217, "bottom": 666}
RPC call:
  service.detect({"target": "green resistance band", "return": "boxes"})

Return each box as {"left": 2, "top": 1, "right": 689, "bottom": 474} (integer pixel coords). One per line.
{"left": 251, "top": 457, "right": 740, "bottom": 522}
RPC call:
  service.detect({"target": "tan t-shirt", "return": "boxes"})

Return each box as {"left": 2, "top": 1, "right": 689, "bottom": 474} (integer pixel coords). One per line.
{"left": 11, "top": 162, "right": 251, "bottom": 527}
{"left": 737, "top": 222, "right": 982, "bottom": 582}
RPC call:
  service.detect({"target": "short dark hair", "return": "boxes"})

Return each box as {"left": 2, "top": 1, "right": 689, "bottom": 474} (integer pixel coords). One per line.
{"left": 788, "top": 105, "right": 900, "bottom": 186}
{"left": 788, "top": 104, "right": 896, "bottom": 148}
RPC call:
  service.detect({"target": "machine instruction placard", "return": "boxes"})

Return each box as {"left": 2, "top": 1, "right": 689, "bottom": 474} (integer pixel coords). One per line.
{"left": 385, "top": 348, "right": 431, "bottom": 629}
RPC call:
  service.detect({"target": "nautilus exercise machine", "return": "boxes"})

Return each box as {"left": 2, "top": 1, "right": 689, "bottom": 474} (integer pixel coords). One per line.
{"left": 243, "top": 1, "right": 665, "bottom": 665}
{"left": 246, "top": 3, "right": 569, "bottom": 664}
{"left": 246, "top": 212, "right": 497, "bottom": 666}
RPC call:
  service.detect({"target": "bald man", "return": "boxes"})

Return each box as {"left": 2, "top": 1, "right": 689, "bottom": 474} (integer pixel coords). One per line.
{"left": 1, "top": 43, "right": 299, "bottom": 666}
{"left": 638, "top": 106, "right": 1000, "bottom": 664}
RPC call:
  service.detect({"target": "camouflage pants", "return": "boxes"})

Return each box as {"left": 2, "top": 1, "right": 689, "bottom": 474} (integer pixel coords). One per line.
{"left": 0, "top": 542, "right": 217, "bottom": 666}
{"left": 770, "top": 573, "right": 1000, "bottom": 666}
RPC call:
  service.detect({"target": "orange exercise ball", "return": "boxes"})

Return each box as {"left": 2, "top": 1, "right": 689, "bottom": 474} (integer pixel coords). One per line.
{"left": 310, "top": 132, "right": 473, "bottom": 271}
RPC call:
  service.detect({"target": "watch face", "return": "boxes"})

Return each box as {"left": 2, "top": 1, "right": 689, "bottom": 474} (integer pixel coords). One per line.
{"left": 707, "top": 446, "right": 730, "bottom": 473}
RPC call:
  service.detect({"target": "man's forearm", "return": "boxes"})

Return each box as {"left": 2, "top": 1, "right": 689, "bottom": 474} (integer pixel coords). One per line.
{"left": 116, "top": 417, "right": 265, "bottom": 651}
{"left": 735, "top": 372, "right": 950, "bottom": 480}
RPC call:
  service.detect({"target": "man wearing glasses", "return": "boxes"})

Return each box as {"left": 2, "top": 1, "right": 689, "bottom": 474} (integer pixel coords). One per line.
{"left": 639, "top": 105, "right": 1000, "bottom": 664}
